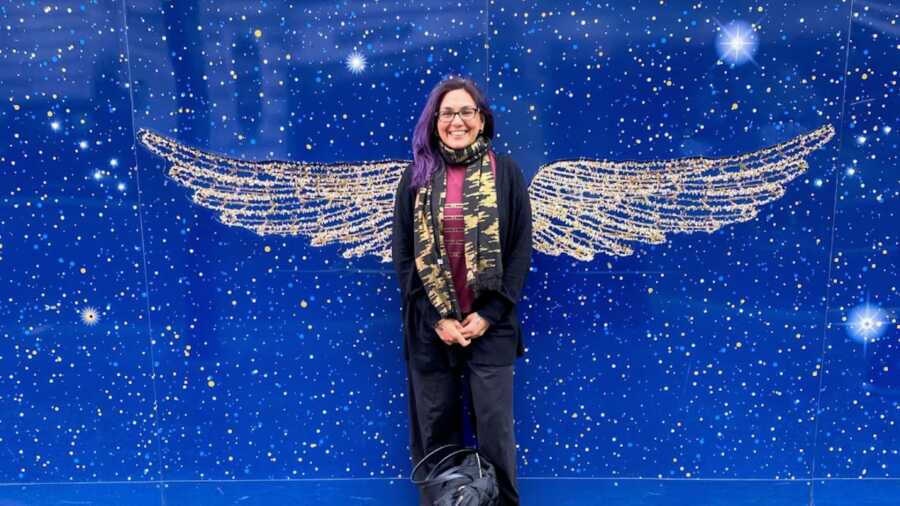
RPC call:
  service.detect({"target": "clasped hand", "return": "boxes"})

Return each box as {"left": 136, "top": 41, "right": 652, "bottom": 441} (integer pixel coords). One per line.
{"left": 434, "top": 312, "right": 489, "bottom": 347}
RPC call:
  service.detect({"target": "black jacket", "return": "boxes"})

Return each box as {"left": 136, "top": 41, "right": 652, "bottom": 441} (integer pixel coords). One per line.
{"left": 392, "top": 153, "right": 533, "bottom": 370}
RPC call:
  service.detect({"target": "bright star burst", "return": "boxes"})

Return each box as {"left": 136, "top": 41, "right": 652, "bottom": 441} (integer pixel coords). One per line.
{"left": 716, "top": 21, "right": 758, "bottom": 65}
{"left": 346, "top": 52, "right": 367, "bottom": 74}
{"left": 846, "top": 303, "right": 889, "bottom": 343}
{"left": 80, "top": 306, "right": 100, "bottom": 326}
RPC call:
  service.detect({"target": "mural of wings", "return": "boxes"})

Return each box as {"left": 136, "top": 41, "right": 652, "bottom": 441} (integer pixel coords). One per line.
{"left": 529, "top": 124, "right": 835, "bottom": 260}
{"left": 137, "top": 124, "right": 834, "bottom": 263}
{"left": 137, "top": 129, "right": 408, "bottom": 262}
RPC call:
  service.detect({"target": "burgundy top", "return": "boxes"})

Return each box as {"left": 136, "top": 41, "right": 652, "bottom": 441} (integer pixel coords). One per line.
{"left": 443, "top": 152, "right": 497, "bottom": 315}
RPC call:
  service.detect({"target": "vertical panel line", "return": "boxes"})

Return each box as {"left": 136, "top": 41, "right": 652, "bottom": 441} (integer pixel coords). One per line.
{"left": 484, "top": 0, "right": 491, "bottom": 94}
{"left": 119, "top": 0, "right": 168, "bottom": 502}
{"left": 808, "top": 0, "right": 855, "bottom": 503}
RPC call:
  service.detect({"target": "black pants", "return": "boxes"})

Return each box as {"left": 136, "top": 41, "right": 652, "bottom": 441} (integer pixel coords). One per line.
{"left": 406, "top": 357, "right": 519, "bottom": 506}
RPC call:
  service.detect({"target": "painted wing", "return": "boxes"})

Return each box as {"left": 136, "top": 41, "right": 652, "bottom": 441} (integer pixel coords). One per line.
{"left": 137, "top": 129, "right": 409, "bottom": 263}
{"left": 529, "top": 125, "right": 835, "bottom": 260}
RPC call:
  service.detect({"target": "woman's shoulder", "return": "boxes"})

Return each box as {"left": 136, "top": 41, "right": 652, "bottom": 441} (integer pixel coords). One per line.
{"left": 402, "top": 161, "right": 420, "bottom": 182}
{"left": 491, "top": 151, "right": 517, "bottom": 166}
{"left": 490, "top": 151, "right": 525, "bottom": 182}
{"left": 394, "top": 163, "right": 416, "bottom": 195}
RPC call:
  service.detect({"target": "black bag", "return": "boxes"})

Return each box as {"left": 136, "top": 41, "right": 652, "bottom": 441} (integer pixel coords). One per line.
{"left": 411, "top": 444, "right": 499, "bottom": 506}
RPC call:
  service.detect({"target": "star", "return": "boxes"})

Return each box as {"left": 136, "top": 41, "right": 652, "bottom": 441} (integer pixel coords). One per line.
{"left": 80, "top": 307, "right": 100, "bottom": 326}
{"left": 846, "top": 303, "right": 888, "bottom": 343}
{"left": 346, "top": 52, "right": 367, "bottom": 74}
{"left": 716, "top": 21, "right": 758, "bottom": 66}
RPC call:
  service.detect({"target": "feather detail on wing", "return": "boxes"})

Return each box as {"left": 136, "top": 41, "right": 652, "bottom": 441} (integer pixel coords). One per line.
{"left": 137, "top": 129, "right": 408, "bottom": 262}
{"left": 529, "top": 124, "right": 835, "bottom": 261}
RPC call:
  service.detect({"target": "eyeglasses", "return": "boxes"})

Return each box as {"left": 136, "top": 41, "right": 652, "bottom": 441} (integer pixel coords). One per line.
{"left": 435, "top": 107, "right": 479, "bottom": 123}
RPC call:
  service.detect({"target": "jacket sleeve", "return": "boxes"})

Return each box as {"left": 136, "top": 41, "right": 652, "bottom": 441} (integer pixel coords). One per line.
{"left": 473, "top": 157, "right": 533, "bottom": 325}
{"left": 392, "top": 166, "right": 416, "bottom": 304}
{"left": 392, "top": 167, "right": 442, "bottom": 329}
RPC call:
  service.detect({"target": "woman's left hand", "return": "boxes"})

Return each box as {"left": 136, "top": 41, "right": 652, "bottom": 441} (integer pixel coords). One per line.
{"left": 459, "top": 312, "right": 490, "bottom": 340}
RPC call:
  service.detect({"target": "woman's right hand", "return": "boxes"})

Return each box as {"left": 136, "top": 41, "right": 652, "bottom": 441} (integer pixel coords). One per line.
{"left": 435, "top": 319, "right": 470, "bottom": 347}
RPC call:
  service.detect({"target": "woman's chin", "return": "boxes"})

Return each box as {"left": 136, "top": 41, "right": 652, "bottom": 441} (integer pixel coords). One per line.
{"left": 443, "top": 138, "right": 474, "bottom": 149}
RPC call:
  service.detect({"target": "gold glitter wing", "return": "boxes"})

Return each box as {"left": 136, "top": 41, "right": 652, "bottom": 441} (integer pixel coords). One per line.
{"left": 529, "top": 125, "right": 836, "bottom": 261}
{"left": 136, "top": 129, "right": 408, "bottom": 263}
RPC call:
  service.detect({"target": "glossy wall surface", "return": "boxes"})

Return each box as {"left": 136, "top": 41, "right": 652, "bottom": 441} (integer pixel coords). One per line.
{"left": 0, "top": 0, "right": 896, "bottom": 494}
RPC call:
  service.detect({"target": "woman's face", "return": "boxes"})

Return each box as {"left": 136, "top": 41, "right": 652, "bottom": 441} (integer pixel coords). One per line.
{"left": 436, "top": 89, "right": 484, "bottom": 150}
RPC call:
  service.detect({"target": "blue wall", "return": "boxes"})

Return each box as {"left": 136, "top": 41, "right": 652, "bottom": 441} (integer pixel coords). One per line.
{"left": 0, "top": 0, "right": 896, "bottom": 484}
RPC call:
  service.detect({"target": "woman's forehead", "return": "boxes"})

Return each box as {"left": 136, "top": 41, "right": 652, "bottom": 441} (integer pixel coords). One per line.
{"left": 439, "top": 89, "right": 476, "bottom": 108}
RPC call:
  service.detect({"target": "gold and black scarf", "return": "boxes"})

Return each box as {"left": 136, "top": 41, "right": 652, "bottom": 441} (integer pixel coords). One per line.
{"left": 413, "top": 136, "right": 503, "bottom": 320}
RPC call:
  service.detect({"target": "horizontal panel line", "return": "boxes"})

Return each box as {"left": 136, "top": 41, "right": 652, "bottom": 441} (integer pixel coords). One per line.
{"left": 1, "top": 477, "right": 898, "bottom": 487}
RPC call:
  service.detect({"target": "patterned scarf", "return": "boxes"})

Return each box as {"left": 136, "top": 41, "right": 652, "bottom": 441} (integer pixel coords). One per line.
{"left": 413, "top": 136, "right": 504, "bottom": 320}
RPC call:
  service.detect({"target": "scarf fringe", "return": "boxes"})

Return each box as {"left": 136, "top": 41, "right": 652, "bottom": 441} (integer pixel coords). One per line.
{"left": 471, "top": 272, "right": 504, "bottom": 294}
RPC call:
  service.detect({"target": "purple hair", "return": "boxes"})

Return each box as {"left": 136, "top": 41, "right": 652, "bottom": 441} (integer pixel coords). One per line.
{"left": 410, "top": 77, "right": 495, "bottom": 190}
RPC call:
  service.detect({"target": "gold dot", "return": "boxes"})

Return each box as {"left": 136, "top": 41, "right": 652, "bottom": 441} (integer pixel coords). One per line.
{"left": 264, "top": 245, "right": 271, "bottom": 253}
{"left": 300, "top": 300, "right": 308, "bottom": 308}
{"left": 735, "top": 342, "right": 742, "bottom": 348}
{"left": 647, "top": 287, "right": 654, "bottom": 294}
{"left": 47, "top": 111, "right": 54, "bottom": 117}
{"left": 731, "top": 102, "right": 739, "bottom": 111}
{"left": 207, "top": 380, "right": 216, "bottom": 388}
{"left": 254, "top": 29, "right": 262, "bottom": 38}
{"left": 861, "top": 73, "right": 868, "bottom": 80}
{"left": 79, "top": 267, "right": 87, "bottom": 274}
{"left": 13, "top": 104, "right": 21, "bottom": 111}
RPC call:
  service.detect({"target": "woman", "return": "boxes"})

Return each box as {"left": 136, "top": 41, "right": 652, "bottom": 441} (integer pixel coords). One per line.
{"left": 392, "top": 76, "right": 533, "bottom": 505}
